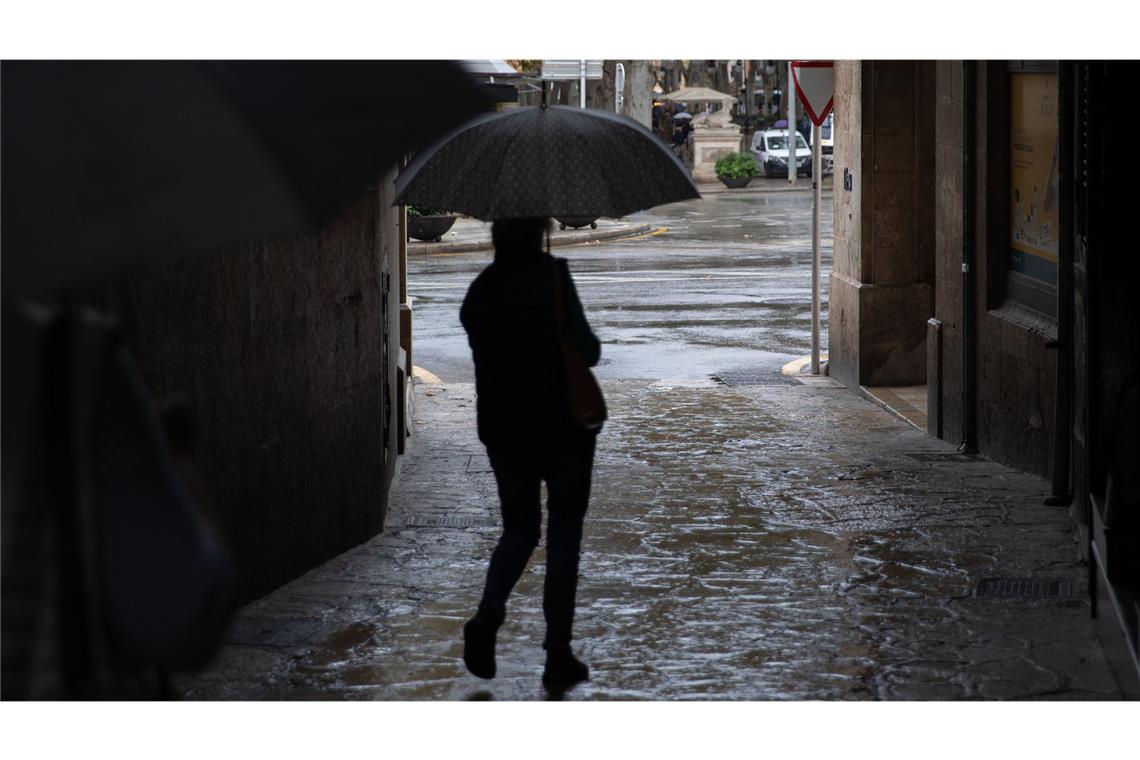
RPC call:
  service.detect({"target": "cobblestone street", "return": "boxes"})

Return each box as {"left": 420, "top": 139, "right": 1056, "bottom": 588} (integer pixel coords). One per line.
{"left": 182, "top": 377, "right": 1122, "bottom": 700}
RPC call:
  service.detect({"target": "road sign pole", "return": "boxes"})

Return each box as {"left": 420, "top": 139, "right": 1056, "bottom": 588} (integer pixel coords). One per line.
{"left": 787, "top": 61, "right": 796, "bottom": 187}
{"left": 792, "top": 60, "right": 834, "bottom": 376}
{"left": 580, "top": 60, "right": 586, "bottom": 108}
{"left": 811, "top": 121, "right": 822, "bottom": 375}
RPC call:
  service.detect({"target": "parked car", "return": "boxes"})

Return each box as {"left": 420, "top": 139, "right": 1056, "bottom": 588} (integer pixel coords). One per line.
{"left": 750, "top": 129, "right": 812, "bottom": 178}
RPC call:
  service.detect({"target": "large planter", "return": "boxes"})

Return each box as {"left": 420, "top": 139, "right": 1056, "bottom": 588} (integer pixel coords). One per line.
{"left": 407, "top": 214, "right": 457, "bottom": 242}
{"left": 556, "top": 216, "right": 599, "bottom": 230}
{"left": 717, "top": 175, "right": 754, "bottom": 189}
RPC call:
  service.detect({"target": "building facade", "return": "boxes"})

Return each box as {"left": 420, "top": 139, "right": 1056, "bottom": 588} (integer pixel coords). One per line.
{"left": 91, "top": 173, "right": 405, "bottom": 600}
{"left": 831, "top": 60, "right": 1140, "bottom": 697}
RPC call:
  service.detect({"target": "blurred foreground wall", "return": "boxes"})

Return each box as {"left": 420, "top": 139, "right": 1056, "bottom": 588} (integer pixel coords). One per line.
{"left": 91, "top": 174, "right": 403, "bottom": 600}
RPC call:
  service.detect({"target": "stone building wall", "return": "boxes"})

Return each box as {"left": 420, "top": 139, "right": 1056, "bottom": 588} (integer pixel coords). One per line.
{"left": 92, "top": 174, "right": 403, "bottom": 599}
{"left": 834, "top": 59, "right": 1056, "bottom": 476}
{"left": 829, "top": 60, "right": 935, "bottom": 391}
{"left": 930, "top": 62, "right": 1057, "bottom": 476}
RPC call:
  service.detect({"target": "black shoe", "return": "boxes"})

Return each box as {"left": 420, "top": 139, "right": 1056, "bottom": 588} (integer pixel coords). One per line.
{"left": 463, "top": 616, "right": 498, "bottom": 680}
{"left": 542, "top": 647, "right": 589, "bottom": 688}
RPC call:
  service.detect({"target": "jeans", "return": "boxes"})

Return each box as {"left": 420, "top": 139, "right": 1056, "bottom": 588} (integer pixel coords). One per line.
{"left": 478, "top": 434, "right": 597, "bottom": 649}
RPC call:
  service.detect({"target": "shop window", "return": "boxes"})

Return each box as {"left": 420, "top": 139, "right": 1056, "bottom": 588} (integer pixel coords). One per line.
{"left": 1006, "top": 62, "right": 1059, "bottom": 317}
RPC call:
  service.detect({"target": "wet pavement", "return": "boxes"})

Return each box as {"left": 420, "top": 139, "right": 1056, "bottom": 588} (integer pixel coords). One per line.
{"left": 408, "top": 190, "right": 831, "bottom": 384}
{"left": 182, "top": 377, "right": 1122, "bottom": 700}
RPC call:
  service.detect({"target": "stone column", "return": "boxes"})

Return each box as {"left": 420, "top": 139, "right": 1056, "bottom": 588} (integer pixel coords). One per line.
{"left": 691, "top": 123, "right": 744, "bottom": 183}
{"left": 829, "top": 60, "right": 936, "bottom": 390}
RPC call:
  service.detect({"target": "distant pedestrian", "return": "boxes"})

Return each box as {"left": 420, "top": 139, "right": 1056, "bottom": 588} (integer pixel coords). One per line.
{"left": 458, "top": 217, "right": 602, "bottom": 690}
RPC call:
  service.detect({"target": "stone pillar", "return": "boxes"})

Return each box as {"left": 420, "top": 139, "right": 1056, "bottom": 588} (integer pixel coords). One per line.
{"left": 691, "top": 123, "right": 744, "bottom": 183}
{"left": 829, "top": 60, "right": 936, "bottom": 390}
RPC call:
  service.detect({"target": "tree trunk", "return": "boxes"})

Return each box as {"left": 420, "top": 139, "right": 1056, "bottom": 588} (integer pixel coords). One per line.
{"left": 684, "top": 60, "right": 710, "bottom": 88}
{"left": 760, "top": 61, "right": 773, "bottom": 119}
{"left": 624, "top": 60, "right": 655, "bottom": 128}
{"left": 664, "top": 60, "right": 683, "bottom": 92}
{"left": 776, "top": 61, "right": 787, "bottom": 115}
{"left": 586, "top": 62, "right": 617, "bottom": 110}
{"left": 586, "top": 61, "right": 654, "bottom": 128}
{"left": 743, "top": 60, "right": 757, "bottom": 151}
{"left": 714, "top": 61, "right": 731, "bottom": 94}
{"left": 556, "top": 81, "right": 577, "bottom": 106}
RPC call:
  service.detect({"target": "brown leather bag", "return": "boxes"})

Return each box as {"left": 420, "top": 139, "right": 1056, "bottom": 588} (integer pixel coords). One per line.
{"left": 551, "top": 260, "right": 607, "bottom": 432}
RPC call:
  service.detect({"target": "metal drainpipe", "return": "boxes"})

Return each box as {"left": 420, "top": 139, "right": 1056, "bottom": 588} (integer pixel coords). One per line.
{"left": 961, "top": 60, "right": 977, "bottom": 452}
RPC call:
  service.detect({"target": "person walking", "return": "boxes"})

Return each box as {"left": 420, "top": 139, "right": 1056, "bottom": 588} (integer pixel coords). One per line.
{"left": 458, "top": 217, "right": 602, "bottom": 689}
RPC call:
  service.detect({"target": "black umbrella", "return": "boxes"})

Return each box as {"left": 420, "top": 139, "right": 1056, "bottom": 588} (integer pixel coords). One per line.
{"left": 393, "top": 105, "right": 699, "bottom": 221}
{"left": 1, "top": 60, "right": 491, "bottom": 299}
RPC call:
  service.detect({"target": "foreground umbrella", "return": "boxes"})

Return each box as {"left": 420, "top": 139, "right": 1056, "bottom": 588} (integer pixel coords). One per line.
{"left": 1, "top": 61, "right": 491, "bottom": 298}
{"left": 394, "top": 105, "right": 699, "bottom": 221}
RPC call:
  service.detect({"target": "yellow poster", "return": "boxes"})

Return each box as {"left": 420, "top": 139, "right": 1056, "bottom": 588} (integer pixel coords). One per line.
{"left": 1009, "top": 72, "right": 1059, "bottom": 285}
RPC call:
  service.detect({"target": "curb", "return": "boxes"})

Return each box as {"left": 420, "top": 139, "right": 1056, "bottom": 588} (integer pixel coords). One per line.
{"left": 780, "top": 355, "right": 830, "bottom": 376}
{"left": 696, "top": 179, "right": 835, "bottom": 195}
{"left": 857, "top": 386, "right": 926, "bottom": 431}
{"left": 408, "top": 222, "right": 655, "bottom": 256}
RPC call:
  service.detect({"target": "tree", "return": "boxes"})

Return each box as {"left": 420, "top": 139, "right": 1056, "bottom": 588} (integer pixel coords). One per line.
{"left": 742, "top": 60, "right": 758, "bottom": 151}
{"left": 585, "top": 60, "right": 655, "bottom": 128}
{"left": 585, "top": 63, "right": 617, "bottom": 111}
{"left": 623, "top": 60, "right": 655, "bottom": 128}
{"left": 660, "top": 60, "right": 684, "bottom": 92}
{"left": 684, "top": 59, "right": 711, "bottom": 88}
{"left": 759, "top": 60, "right": 787, "bottom": 119}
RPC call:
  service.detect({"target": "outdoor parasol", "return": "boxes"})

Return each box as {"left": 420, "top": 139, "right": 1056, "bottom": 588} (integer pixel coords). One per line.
{"left": 658, "top": 86, "right": 736, "bottom": 104}
{"left": 393, "top": 105, "right": 700, "bottom": 221}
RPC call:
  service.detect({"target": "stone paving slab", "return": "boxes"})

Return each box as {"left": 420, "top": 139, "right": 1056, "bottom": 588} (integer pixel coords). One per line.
{"left": 180, "top": 379, "right": 1123, "bottom": 700}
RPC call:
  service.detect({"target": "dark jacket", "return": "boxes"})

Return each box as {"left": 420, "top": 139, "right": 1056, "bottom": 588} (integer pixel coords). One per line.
{"left": 460, "top": 249, "right": 600, "bottom": 448}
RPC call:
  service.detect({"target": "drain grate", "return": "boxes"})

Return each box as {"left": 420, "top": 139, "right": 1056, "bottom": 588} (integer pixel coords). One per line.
{"left": 224, "top": 617, "right": 325, "bottom": 647}
{"left": 976, "top": 577, "right": 1075, "bottom": 598}
{"left": 906, "top": 452, "right": 984, "bottom": 463}
{"left": 711, "top": 371, "right": 800, "bottom": 387}
{"left": 404, "top": 514, "right": 497, "bottom": 529}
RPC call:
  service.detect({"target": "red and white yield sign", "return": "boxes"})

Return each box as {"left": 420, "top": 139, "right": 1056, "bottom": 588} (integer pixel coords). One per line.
{"left": 791, "top": 61, "right": 834, "bottom": 126}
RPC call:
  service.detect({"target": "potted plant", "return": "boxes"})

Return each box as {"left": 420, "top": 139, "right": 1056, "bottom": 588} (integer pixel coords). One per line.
{"left": 406, "top": 204, "right": 457, "bottom": 242}
{"left": 714, "top": 152, "right": 759, "bottom": 188}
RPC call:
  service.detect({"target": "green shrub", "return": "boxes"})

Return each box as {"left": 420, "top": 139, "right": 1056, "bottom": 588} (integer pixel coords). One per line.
{"left": 407, "top": 204, "right": 452, "bottom": 217}
{"left": 714, "top": 152, "right": 759, "bottom": 179}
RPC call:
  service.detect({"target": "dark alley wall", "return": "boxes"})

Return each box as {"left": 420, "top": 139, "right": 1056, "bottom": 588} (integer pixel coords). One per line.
{"left": 92, "top": 177, "right": 403, "bottom": 600}
{"left": 931, "top": 62, "right": 1057, "bottom": 477}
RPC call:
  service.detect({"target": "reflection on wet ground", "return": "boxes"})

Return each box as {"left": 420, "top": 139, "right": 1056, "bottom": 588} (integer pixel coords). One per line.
{"left": 182, "top": 381, "right": 1121, "bottom": 701}
{"left": 408, "top": 193, "right": 832, "bottom": 383}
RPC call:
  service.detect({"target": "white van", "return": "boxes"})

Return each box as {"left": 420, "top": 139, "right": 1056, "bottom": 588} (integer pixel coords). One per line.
{"left": 750, "top": 129, "right": 812, "bottom": 178}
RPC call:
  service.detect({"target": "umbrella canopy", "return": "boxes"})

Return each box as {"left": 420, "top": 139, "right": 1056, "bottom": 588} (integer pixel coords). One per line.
{"left": 394, "top": 105, "right": 700, "bottom": 221}
{"left": 672, "top": 111, "right": 693, "bottom": 120}
{"left": 659, "top": 86, "right": 736, "bottom": 104}
{"left": 1, "top": 61, "right": 491, "bottom": 299}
